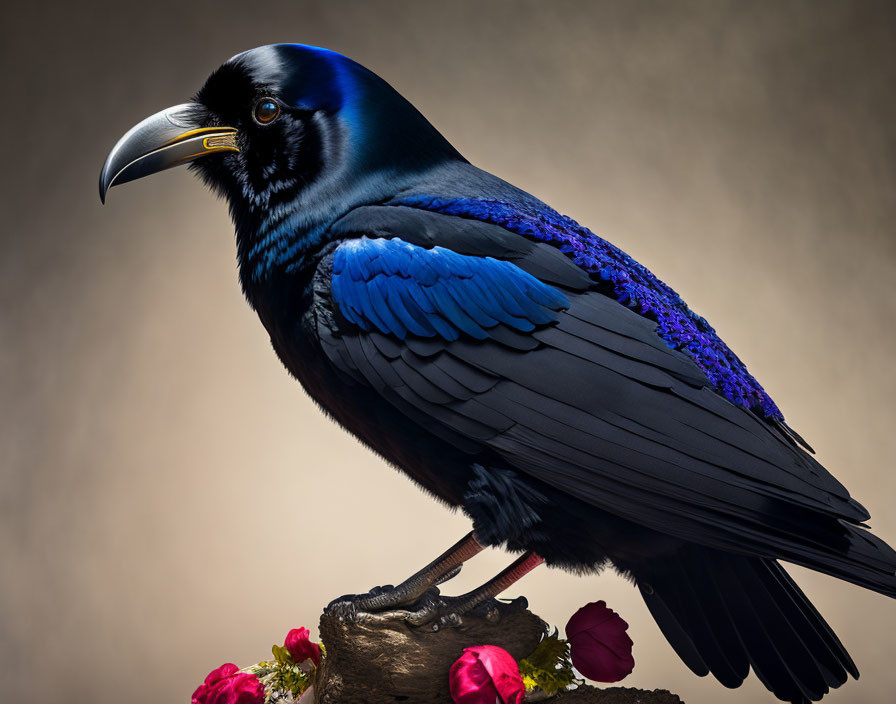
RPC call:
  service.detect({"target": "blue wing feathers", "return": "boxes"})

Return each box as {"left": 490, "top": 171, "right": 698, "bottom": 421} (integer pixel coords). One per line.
{"left": 442, "top": 285, "right": 495, "bottom": 331}
{"left": 389, "top": 194, "right": 785, "bottom": 422}
{"left": 395, "top": 286, "right": 437, "bottom": 337}
{"left": 331, "top": 237, "right": 569, "bottom": 343}
{"left": 369, "top": 276, "right": 406, "bottom": 335}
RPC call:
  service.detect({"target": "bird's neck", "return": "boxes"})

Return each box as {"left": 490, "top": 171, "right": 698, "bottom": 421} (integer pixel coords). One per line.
{"left": 235, "top": 204, "right": 331, "bottom": 290}
{"left": 235, "top": 160, "right": 465, "bottom": 302}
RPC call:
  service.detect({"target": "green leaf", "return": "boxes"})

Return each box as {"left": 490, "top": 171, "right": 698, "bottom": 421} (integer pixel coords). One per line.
{"left": 522, "top": 673, "right": 539, "bottom": 690}
{"left": 272, "top": 644, "right": 294, "bottom": 665}
{"left": 523, "top": 632, "right": 568, "bottom": 670}
{"left": 263, "top": 660, "right": 313, "bottom": 699}
{"left": 518, "top": 632, "right": 575, "bottom": 695}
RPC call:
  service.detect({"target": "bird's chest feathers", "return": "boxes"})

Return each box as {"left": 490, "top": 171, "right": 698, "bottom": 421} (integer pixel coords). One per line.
{"left": 243, "top": 271, "right": 321, "bottom": 383}
{"left": 242, "top": 262, "right": 357, "bottom": 433}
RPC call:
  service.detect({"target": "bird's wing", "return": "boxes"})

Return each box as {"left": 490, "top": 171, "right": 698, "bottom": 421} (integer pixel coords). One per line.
{"left": 314, "top": 208, "right": 896, "bottom": 595}
{"left": 387, "top": 192, "right": 792, "bottom": 428}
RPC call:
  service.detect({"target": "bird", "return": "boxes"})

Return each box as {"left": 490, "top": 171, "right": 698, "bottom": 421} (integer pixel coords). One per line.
{"left": 99, "top": 44, "right": 896, "bottom": 703}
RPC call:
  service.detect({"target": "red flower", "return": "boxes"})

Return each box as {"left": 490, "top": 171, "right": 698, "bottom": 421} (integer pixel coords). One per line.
{"left": 191, "top": 663, "right": 264, "bottom": 704}
{"left": 565, "top": 600, "right": 635, "bottom": 683}
{"left": 449, "top": 645, "right": 526, "bottom": 704}
{"left": 284, "top": 627, "right": 322, "bottom": 667}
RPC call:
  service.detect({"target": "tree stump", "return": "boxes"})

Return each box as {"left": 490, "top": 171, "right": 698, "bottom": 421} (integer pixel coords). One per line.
{"left": 311, "top": 597, "right": 683, "bottom": 703}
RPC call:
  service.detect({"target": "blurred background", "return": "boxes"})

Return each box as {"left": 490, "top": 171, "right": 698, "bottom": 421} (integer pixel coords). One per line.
{"left": 2, "top": 1, "right": 895, "bottom": 702}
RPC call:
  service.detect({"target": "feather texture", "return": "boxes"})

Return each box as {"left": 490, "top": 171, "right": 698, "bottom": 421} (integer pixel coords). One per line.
{"left": 331, "top": 236, "right": 569, "bottom": 341}
{"left": 390, "top": 194, "right": 785, "bottom": 422}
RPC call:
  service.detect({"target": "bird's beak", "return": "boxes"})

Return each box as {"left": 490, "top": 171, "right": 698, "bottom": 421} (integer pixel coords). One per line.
{"left": 99, "top": 103, "right": 239, "bottom": 203}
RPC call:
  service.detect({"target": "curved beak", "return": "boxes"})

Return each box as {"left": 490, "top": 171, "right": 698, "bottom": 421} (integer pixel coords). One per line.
{"left": 99, "top": 103, "right": 239, "bottom": 203}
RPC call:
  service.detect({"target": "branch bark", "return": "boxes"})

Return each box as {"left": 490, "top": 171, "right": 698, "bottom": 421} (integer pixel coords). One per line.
{"left": 311, "top": 600, "right": 683, "bottom": 704}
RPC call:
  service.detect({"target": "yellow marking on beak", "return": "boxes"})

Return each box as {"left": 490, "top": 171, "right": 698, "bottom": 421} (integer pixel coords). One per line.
{"left": 162, "top": 126, "right": 239, "bottom": 147}
{"left": 203, "top": 133, "right": 239, "bottom": 152}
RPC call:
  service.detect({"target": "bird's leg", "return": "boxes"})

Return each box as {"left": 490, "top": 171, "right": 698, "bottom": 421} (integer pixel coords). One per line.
{"left": 406, "top": 551, "right": 545, "bottom": 629}
{"left": 327, "top": 531, "right": 484, "bottom": 618}
{"left": 447, "top": 551, "right": 545, "bottom": 615}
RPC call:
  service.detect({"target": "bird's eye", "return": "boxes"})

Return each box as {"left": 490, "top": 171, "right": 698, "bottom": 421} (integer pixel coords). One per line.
{"left": 253, "top": 99, "right": 280, "bottom": 125}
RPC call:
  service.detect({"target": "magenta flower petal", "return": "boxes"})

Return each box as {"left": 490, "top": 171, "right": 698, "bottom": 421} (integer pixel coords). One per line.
{"left": 449, "top": 650, "right": 497, "bottom": 704}
{"left": 192, "top": 663, "right": 264, "bottom": 704}
{"left": 285, "top": 627, "right": 322, "bottom": 666}
{"left": 203, "top": 663, "right": 241, "bottom": 687}
{"left": 565, "top": 601, "right": 635, "bottom": 683}
{"left": 449, "top": 645, "right": 526, "bottom": 704}
{"left": 206, "top": 674, "right": 265, "bottom": 704}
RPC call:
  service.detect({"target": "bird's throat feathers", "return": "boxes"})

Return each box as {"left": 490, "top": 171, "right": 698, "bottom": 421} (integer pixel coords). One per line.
{"left": 237, "top": 168, "right": 418, "bottom": 288}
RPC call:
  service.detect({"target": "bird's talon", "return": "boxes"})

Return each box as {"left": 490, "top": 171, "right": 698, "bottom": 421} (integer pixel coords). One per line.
{"left": 326, "top": 600, "right": 360, "bottom": 624}
{"left": 436, "top": 612, "right": 464, "bottom": 629}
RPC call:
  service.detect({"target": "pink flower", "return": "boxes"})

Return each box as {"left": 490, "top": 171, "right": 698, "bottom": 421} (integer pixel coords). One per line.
{"left": 191, "top": 663, "right": 264, "bottom": 704}
{"left": 284, "top": 627, "right": 321, "bottom": 667}
{"left": 565, "top": 600, "right": 635, "bottom": 683}
{"left": 449, "top": 645, "right": 526, "bottom": 704}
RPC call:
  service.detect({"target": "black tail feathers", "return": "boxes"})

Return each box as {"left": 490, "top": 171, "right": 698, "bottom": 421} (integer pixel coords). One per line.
{"left": 633, "top": 546, "right": 858, "bottom": 703}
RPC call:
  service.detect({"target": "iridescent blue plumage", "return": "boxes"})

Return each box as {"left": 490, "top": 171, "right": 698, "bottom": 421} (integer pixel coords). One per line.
{"left": 391, "top": 194, "right": 783, "bottom": 421}
{"left": 332, "top": 237, "right": 569, "bottom": 341}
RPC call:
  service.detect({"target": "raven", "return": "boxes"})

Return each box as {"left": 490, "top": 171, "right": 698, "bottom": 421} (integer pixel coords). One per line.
{"left": 100, "top": 44, "right": 895, "bottom": 703}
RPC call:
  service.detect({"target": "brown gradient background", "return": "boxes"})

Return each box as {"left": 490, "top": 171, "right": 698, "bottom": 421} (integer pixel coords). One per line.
{"left": 2, "top": 1, "right": 895, "bottom": 703}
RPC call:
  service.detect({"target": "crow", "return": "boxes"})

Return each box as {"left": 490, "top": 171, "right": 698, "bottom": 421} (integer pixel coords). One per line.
{"left": 100, "top": 44, "right": 896, "bottom": 703}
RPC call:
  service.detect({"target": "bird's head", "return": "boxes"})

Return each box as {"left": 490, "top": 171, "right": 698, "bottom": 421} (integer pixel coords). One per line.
{"left": 100, "top": 44, "right": 463, "bottom": 279}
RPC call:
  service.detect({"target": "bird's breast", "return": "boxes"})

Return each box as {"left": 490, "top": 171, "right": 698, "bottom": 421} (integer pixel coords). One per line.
{"left": 244, "top": 269, "right": 478, "bottom": 507}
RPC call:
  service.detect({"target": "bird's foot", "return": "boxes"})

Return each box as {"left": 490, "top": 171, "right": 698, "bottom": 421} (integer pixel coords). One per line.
{"left": 405, "top": 594, "right": 530, "bottom": 631}
{"left": 324, "top": 585, "right": 446, "bottom": 625}
{"left": 325, "top": 584, "right": 399, "bottom": 622}
{"left": 325, "top": 550, "right": 541, "bottom": 630}
{"left": 324, "top": 585, "right": 527, "bottom": 630}
{"left": 325, "top": 561, "right": 468, "bottom": 623}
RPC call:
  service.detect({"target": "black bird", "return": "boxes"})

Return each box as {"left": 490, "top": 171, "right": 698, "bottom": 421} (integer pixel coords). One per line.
{"left": 100, "top": 44, "right": 896, "bottom": 703}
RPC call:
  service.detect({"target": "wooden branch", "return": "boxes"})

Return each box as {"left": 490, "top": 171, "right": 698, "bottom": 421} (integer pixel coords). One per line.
{"left": 311, "top": 597, "right": 683, "bottom": 703}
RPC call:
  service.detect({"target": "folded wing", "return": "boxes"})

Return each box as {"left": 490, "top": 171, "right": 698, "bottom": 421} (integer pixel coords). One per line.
{"left": 315, "top": 208, "right": 896, "bottom": 596}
